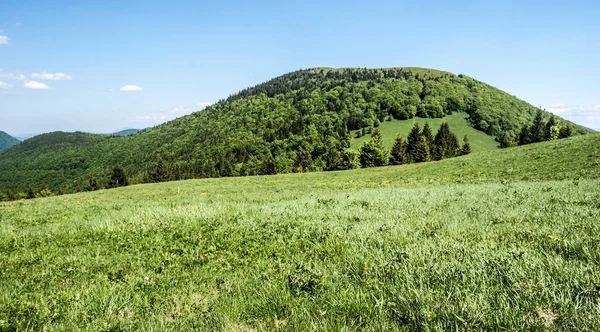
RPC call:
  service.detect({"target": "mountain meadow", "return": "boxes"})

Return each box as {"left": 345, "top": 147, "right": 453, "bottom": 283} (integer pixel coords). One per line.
{"left": 0, "top": 67, "right": 590, "bottom": 196}
{"left": 1, "top": 133, "right": 600, "bottom": 330}
{"left": 1, "top": 67, "right": 599, "bottom": 330}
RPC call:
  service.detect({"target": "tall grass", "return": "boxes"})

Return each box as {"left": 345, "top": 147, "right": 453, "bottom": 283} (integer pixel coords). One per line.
{"left": 1, "top": 134, "right": 600, "bottom": 330}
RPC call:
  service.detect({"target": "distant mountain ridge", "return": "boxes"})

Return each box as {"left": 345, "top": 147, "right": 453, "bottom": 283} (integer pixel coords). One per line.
{"left": 0, "top": 67, "right": 593, "bottom": 193}
{"left": 0, "top": 131, "right": 20, "bottom": 152}
{"left": 106, "top": 129, "right": 143, "bottom": 137}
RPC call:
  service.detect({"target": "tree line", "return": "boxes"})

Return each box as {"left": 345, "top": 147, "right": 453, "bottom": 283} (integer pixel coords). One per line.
{"left": 0, "top": 68, "right": 589, "bottom": 196}
{"left": 359, "top": 122, "right": 471, "bottom": 168}
{"left": 517, "top": 109, "right": 573, "bottom": 146}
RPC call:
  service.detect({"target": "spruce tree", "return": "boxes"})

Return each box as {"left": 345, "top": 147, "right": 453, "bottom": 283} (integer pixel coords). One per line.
{"left": 371, "top": 127, "right": 384, "bottom": 147}
{"left": 432, "top": 122, "right": 451, "bottom": 160}
{"left": 544, "top": 116, "right": 559, "bottom": 140}
{"left": 149, "top": 157, "right": 175, "bottom": 183}
{"left": 413, "top": 134, "right": 430, "bottom": 163}
{"left": 461, "top": 135, "right": 472, "bottom": 155}
{"left": 446, "top": 132, "right": 460, "bottom": 158}
{"left": 559, "top": 124, "right": 573, "bottom": 139}
{"left": 530, "top": 109, "right": 546, "bottom": 143}
{"left": 359, "top": 128, "right": 388, "bottom": 167}
{"left": 389, "top": 135, "right": 407, "bottom": 165}
{"left": 422, "top": 122, "right": 434, "bottom": 149}
{"left": 518, "top": 125, "right": 532, "bottom": 145}
{"left": 108, "top": 165, "right": 129, "bottom": 188}
{"left": 406, "top": 123, "right": 422, "bottom": 163}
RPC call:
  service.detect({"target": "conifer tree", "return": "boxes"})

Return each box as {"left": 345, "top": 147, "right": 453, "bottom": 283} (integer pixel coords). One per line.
{"left": 389, "top": 135, "right": 407, "bottom": 165}
{"left": 518, "top": 125, "right": 532, "bottom": 145}
{"left": 108, "top": 165, "right": 129, "bottom": 188}
{"left": 544, "top": 116, "right": 559, "bottom": 140}
{"left": 359, "top": 128, "right": 388, "bottom": 167}
{"left": 530, "top": 109, "right": 546, "bottom": 143}
{"left": 406, "top": 123, "right": 422, "bottom": 163}
{"left": 422, "top": 122, "right": 434, "bottom": 149}
{"left": 148, "top": 157, "right": 175, "bottom": 183}
{"left": 447, "top": 132, "right": 460, "bottom": 157}
{"left": 461, "top": 135, "right": 472, "bottom": 155}
{"left": 559, "top": 124, "right": 573, "bottom": 139}
{"left": 413, "top": 134, "right": 430, "bottom": 162}
{"left": 432, "top": 122, "right": 451, "bottom": 160}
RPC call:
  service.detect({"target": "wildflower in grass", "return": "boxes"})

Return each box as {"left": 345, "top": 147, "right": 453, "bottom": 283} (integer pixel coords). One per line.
{"left": 427, "top": 311, "right": 433, "bottom": 319}
{"left": 548, "top": 235, "right": 561, "bottom": 241}
{"left": 9, "top": 226, "right": 14, "bottom": 233}
{"left": 201, "top": 192, "right": 207, "bottom": 196}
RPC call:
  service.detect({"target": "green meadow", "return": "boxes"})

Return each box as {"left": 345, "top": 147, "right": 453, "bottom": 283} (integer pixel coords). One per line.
{"left": 350, "top": 113, "right": 499, "bottom": 152}
{"left": 1, "top": 134, "right": 600, "bottom": 331}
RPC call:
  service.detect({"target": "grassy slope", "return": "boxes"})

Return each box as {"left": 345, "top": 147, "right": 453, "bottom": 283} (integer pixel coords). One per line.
{"left": 350, "top": 113, "right": 499, "bottom": 152}
{"left": 1, "top": 134, "right": 600, "bottom": 330}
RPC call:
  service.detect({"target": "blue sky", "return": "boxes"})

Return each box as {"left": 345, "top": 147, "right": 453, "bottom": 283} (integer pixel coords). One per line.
{"left": 0, "top": 0, "right": 599, "bottom": 136}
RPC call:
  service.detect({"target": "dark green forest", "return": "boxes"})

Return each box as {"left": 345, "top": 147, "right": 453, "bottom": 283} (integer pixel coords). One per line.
{"left": 0, "top": 67, "right": 590, "bottom": 195}
{"left": 0, "top": 131, "right": 19, "bottom": 152}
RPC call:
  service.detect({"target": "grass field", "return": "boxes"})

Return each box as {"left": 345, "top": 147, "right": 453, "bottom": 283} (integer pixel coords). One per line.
{"left": 350, "top": 113, "right": 499, "bottom": 152}
{"left": 1, "top": 134, "right": 600, "bottom": 330}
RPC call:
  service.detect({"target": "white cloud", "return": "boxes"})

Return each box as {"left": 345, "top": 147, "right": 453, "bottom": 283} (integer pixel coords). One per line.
{"left": 24, "top": 81, "right": 49, "bottom": 89}
{"left": 0, "top": 30, "right": 8, "bottom": 45}
{"left": 31, "top": 72, "right": 72, "bottom": 80}
{"left": 0, "top": 81, "right": 12, "bottom": 89}
{"left": 0, "top": 69, "right": 26, "bottom": 80}
{"left": 130, "top": 103, "right": 214, "bottom": 125}
{"left": 120, "top": 85, "right": 143, "bottom": 91}
{"left": 544, "top": 104, "right": 600, "bottom": 131}
{"left": 197, "top": 101, "right": 214, "bottom": 109}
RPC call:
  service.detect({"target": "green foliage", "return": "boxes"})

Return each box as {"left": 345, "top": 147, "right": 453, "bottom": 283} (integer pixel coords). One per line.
{"left": 559, "top": 124, "right": 573, "bottom": 139}
{"left": 518, "top": 110, "right": 574, "bottom": 146}
{"left": 148, "top": 158, "right": 175, "bottom": 183}
{"left": 389, "top": 135, "right": 407, "bottom": 165}
{"left": 415, "top": 134, "right": 431, "bottom": 162}
{"left": 406, "top": 123, "right": 422, "bottom": 163}
{"left": 108, "top": 165, "right": 129, "bottom": 188}
{"left": 83, "top": 174, "right": 101, "bottom": 191}
{"left": 260, "top": 155, "right": 277, "bottom": 175}
{"left": 359, "top": 129, "right": 388, "bottom": 167}
{"left": 461, "top": 135, "right": 472, "bottom": 155}
{"left": 422, "top": 122, "right": 434, "bottom": 148}
{"left": 35, "top": 184, "right": 53, "bottom": 198}
{"left": 1, "top": 134, "right": 600, "bottom": 330}
{"left": 543, "top": 116, "right": 561, "bottom": 141}
{"left": 432, "top": 122, "right": 460, "bottom": 160}
{"left": 530, "top": 109, "right": 546, "bottom": 143}
{"left": 0, "top": 68, "right": 592, "bottom": 194}
{"left": 519, "top": 125, "right": 532, "bottom": 145}
{"left": 339, "top": 149, "right": 360, "bottom": 170}
{"left": 351, "top": 113, "right": 499, "bottom": 152}
{"left": 0, "top": 131, "right": 19, "bottom": 152}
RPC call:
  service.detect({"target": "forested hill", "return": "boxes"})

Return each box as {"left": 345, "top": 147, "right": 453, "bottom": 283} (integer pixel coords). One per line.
{"left": 0, "top": 131, "right": 19, "bottom": 152}
{"left": 0, "top": 67, "right": 592, "bottom": 194}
